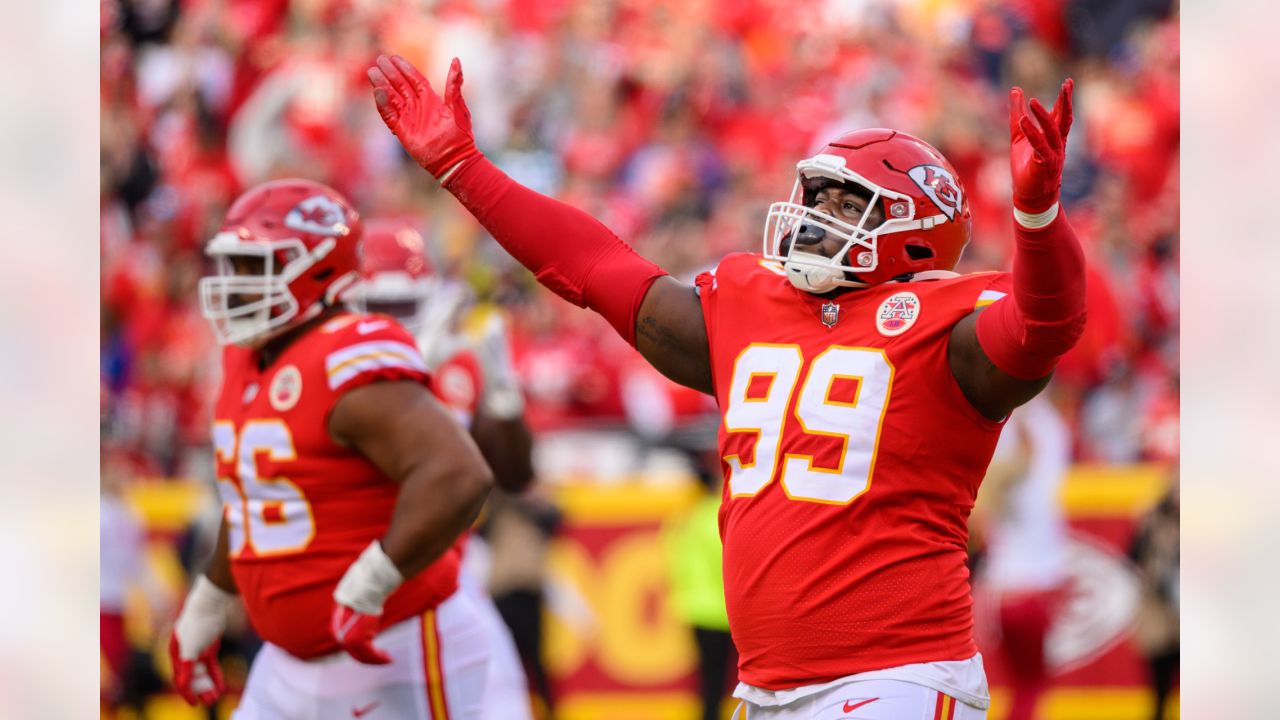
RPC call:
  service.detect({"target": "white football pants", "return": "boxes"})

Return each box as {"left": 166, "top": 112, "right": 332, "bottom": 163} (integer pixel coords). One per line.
{"left": 732, "top": 680, "right": 987, "bottom": 720}
{"left": 233, "top": 589, "right": 490, "bottom": 719}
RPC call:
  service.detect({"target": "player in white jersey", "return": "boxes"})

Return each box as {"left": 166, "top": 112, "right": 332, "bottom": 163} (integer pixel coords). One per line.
{"left": 360, "top": 217, "right": 536, "bottom": 720}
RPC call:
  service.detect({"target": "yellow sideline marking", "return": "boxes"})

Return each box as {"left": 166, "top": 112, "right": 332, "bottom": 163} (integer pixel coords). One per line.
{"left": 1058, "top": 463, "right": 1172, "bottom": 515}
{"left": 547, "top": 464, "right": 1173, "bottom": 522}
{"left": 124, "top": 481, "right": 215, "bottom": 532}
{"left": 551, "top": 480, "right": 702, "bottom": 522}
{"left": 127, "top": 464, "right": 1173, "bottom": 530}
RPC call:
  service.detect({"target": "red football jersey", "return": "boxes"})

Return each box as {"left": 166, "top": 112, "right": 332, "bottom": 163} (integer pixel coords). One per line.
{"left": 696, "top": 253, "right": 1012, "bottom": 689}
{"left": 213, "top": 312, "right": 462, "bottom": 660}
{"left": 432, "top": 347, "right": 484, "bottom": 428}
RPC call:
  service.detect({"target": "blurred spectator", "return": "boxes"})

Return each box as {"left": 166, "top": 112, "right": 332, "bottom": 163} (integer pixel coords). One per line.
{"left": 1129, "top": 473, "right": 1180, "bottom": 720}
{"left": 971, "top": 394, "right": 1071, "bottom": 720}
{"left": 1064, "top": 0, "right": 1175, "bottom": 60}
{"left": 100, "top": 459, "right": 146, "bottom": 710}
{"left": 663, "top": 452, "right": 735, "bottom": 720}
{"left": 484, "top": 491, "right": 564, "bottom": 716}
{"left": 100, "top": 452, "right": 172, "bottom": 713}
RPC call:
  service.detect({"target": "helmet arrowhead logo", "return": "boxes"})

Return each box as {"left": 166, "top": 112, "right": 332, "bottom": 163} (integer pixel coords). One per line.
{"left": 285, "top": 195, "right": 348, "bottom": 237}
{"left": 299, "top": 205, "right": 333, "bottom": 225}
{"left": 907, "top": 164, "right": 962, "bottom": 221}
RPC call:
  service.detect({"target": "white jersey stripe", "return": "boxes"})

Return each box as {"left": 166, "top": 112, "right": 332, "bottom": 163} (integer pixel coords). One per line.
{"left": 326, "top": 340, "right": 428, "bottom": 390}
{"left": 975, "top": 289, "right": 1007, "bottom": 308}
{"left": 327, "top": 340, "right": 427, "bottom": 373}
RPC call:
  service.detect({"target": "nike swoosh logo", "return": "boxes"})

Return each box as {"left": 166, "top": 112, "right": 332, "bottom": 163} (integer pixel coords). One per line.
{"left": 357, "top": 320, "right": 390, "bottom": 334}
{"left": 352, "top": 700, "right": 381, "bottom": 717}
{"left": 843, "top": 697, "right": 879, "bottom": 713}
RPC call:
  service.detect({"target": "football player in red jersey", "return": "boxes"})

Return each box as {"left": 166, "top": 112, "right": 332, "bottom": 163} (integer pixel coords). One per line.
{"left": 168, "top": 179, "right": 498, "bottom": 718}
{"left": 369, "top": 55, "right": 1085, "bottom": 720}
{"left": 358, "top": 218, "right": 534, "bottom": 489}
{"left": 360, "top": 217, "right": 536, "bottom": 720}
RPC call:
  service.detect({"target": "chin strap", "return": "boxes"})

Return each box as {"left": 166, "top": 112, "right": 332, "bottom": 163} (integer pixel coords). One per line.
{"left": 909, "top": 270, "right": 961, "bottom": 281}
{"left": 784, "top": 251, "right": 847, "bottom": 293}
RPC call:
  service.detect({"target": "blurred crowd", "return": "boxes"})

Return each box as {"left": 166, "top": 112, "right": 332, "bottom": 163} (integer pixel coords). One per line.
{"left": 101, "top": 0, "right": 1179, "bottom": 482}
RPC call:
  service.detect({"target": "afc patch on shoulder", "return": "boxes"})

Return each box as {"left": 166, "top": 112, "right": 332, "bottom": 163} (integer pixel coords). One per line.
{"left": 269, "top": 364, "right": 303, "bottom": 412}
{"left": 876, "top": 291, "right": 920, "bottom": 337}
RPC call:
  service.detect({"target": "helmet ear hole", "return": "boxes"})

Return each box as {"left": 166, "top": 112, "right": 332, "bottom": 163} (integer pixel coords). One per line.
{"left": 905, "top": 245, "right": 934, "bottom": 260}
{"left": 313, "top": 268, "right": 335, "bottom": 281}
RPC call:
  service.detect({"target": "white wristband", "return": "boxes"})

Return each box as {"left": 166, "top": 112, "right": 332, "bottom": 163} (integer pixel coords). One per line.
{"left": 174, "top": 575, "right": 235, "bottom": 660}
{"left": 333, "top": 541, "right": 405, "bottom": 615}
{"left": 1014, "top": 202, "right": 1059, "bottom": 230}
{"left": 438, "top": 160, "right": 466, "bottom": 184}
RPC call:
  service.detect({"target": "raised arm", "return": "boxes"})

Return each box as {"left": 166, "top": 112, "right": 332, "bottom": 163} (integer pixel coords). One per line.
{"left": 950, "top": 79, "right": 1087, "bottom": 421}
{"left": 368, "top": 55, "right": 712, "bottom": 394}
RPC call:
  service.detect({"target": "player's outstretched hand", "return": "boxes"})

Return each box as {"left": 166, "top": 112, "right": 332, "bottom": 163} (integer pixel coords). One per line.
{"left": 368, "top": 54, "right": 479, "bottom": 181}
{"left": 331, "top": 604, "right": 393, "bottom": 665}
{"left": 1009, "top": 78, "right": 1073, "bottom": 214}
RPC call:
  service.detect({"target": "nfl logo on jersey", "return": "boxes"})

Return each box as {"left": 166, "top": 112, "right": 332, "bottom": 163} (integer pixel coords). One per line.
{"left": 821, "top": 302, "right": 840, "bottom": 328}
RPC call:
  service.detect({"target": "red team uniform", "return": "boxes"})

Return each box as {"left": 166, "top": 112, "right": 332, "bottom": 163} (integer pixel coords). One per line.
{"left": 367, "top": 54, "right": 1084, "bottom": 720}
{"left": 172, "top": 178, "right": 497, "bottom": 719}
{"left": 359, "top": 215, "right": 537, "bottom": 720}
{"left": 698, "top": 256, "right": 1011, "bottom": 689}
{"left": 212, "top": 312, "right": 461, "bottom": 659}
{"left": 431, "top": 348, "right": 484, "bottom": 427}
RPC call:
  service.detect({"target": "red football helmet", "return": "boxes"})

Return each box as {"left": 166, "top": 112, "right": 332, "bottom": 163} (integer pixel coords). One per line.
{"left": 198, "top": 179, "right": 363, "bottom": 346}
{"left": 763, "top": 129, "right": 972, "bottom": 292}
{"left": 359, "top": 218, "right": 436, "bottom": 333}
{"left": 358, "top": 217, "right": 468, "bottom": 349}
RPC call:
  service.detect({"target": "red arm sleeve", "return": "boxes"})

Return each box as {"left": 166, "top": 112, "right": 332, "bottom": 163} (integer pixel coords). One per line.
{"left": 444, "top": 157, "right": 668, "bottom": 346}
{"left": 975, "top": 209, "right": 1088, "bottom": 380}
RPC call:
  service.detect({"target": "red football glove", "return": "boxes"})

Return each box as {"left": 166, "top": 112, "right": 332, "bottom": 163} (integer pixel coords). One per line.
{"left": 168, "top": 633, "right": 225, "bottom": 705}
{"left": 368, "top": 54, "right": 480, "bottom": 181}
{"left": 168, "top": 627, "right": 226, "bottom": 702}
{"left": 331, "top": 604, "right": 393, "bottom": 665}
{"left": 1009, "top": 78, "right": 1074, "bottom": 214}
{"left": 169, "top": 575, "right": 232, "bottom": 706}
{"left": 330, "top": 541, "right": 404, "bottom": 665}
